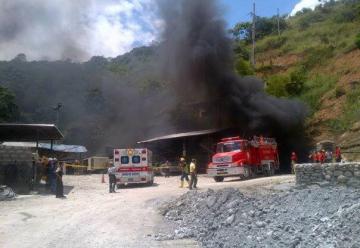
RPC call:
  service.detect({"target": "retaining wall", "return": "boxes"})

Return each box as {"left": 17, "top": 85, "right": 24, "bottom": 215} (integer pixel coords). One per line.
{"left": 295, "top": 163, "right": 360, "bottom": 187}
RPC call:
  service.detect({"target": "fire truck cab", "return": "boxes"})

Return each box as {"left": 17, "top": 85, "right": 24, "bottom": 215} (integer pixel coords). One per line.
{"left": 113, "top": 148, "right": 154, "bottom": 187}
{"left": 207, "top": 136, "right": 279, "bottom": 182}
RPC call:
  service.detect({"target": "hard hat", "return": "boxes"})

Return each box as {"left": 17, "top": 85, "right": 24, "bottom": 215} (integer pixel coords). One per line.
{"left": 180, "top": 157, "right": 185, "bottom": 162}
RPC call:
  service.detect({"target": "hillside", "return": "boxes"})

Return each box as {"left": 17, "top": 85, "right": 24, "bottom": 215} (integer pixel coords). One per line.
{"left": 234, "top": 0, "right": 360, "bottom": 159}
{"left": 0, "top": 47, "right": 170, "bottom": 153}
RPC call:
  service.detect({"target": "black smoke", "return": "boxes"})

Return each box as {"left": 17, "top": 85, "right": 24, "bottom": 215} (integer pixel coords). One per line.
{"left": 158, "top": 0, "right": 306, "bottom": 131}
{"left": 157, "top": 0, "right": 309, "bottom": 169}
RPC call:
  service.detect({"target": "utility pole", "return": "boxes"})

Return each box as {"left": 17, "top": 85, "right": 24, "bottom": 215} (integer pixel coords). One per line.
{"left": 251, "top": 1, "right": 256, "bottom": 67}
{"left": 277, "top": 8, "right": 281, "bottom": 36}
{"left": 53, "top": 103, "right": 63, "bottom": 127}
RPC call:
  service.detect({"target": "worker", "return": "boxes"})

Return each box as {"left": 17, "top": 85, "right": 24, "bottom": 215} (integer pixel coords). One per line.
{"left": 335, "top": 146, "right": 342, "bottom": 162}
{"left": 55, "top": 162, "right": 65, "bottom": 198}
{"left": 107, "top": 164, "right": 116, "bottom": 193}
{"left": 179, "top": 157, "right": 189, "bottom": 188}
{"left": 320, "top": 150, "right": 326, "bottom": 164}
{"left": 290, "top": 152, "right": 297, "bottom": 174}
{"left": 309, "top": 151, "right": 316, "bottom": 163}
{"left": 325, "top": 150, "right": 332, "bottom": 163}
{"left": 189, "top": 159, "right": 197, "bottom": 190}
{"left": 315, "top": 151, "right": 321, "bottom": 163}
{"left": 48, "top": 158, "right": 57, "bottom": 194}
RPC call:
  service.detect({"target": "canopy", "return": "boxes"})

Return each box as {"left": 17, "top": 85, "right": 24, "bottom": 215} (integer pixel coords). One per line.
{"left": 0, "top": 124, "right": 63, "bottom": 141}
{"left": 2, "top": 142, "right": 87, "bottom": 153}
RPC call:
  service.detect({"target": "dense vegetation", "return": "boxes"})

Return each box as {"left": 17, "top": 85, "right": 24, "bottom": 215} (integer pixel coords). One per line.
{"left": 232, "top": 0, "right": 360, "bottom": 134}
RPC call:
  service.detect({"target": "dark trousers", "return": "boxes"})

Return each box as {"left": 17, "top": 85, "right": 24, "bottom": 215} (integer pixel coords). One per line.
{"left": 56, "top": 179, "right": 64, "bottom": 197}
{"left": 49, "top": 174, "right": 56, "bottom": 194}
{"left": 189, "top": 172, "right": 197, "bottom": 189}
{"left": 109, "top": 174, "right": 116, "bottom": 193}
{"left": 180, "top": 172, "right": 189, "bottom": 181}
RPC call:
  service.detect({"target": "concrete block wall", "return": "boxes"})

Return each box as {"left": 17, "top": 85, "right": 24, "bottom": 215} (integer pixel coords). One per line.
{"left": 0, "top": 145, "right": 34, "bottom": 192}
{"left": 295, "top": 163, "right": 360, "bottom": 187}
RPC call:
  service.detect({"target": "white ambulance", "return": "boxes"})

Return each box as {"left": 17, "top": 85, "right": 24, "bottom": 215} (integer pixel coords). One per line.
{"left": 113, "top": 148, "right": 154, "bottom": 187}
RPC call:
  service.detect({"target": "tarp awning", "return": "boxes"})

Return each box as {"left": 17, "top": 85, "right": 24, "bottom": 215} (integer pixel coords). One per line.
{"left": 138, "top": 128, "right": 223, "bottom": 144}
{"left": 1, "top": 142, "right": 87, "bottom": 153}
{"left": 0, "top": 124, "right": 63, "bottom": 141}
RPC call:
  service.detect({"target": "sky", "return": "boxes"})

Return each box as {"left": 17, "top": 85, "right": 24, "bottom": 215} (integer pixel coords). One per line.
{"left": 0, "top": 0, "right": 327, "bottom": 61}
{"left": 222, "top": 0, "right": 300, "bottom": 27}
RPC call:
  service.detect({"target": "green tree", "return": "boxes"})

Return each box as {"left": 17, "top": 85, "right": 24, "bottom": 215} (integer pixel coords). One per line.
{"left": 266, "top": 75, "right": 289, "bottom": 97}
{"left": 234, "top": 57, "right": 254, "bottom": 76}
{"left": 0, "top": 86, "right": 19, "bottom": 122}
{"left": 285, "top": 69, "right": 307, "bottom": 96}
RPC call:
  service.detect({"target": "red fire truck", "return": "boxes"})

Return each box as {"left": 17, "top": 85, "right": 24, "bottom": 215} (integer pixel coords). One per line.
{"left": 207, "top": 136, "right": 279, "bottom": 182}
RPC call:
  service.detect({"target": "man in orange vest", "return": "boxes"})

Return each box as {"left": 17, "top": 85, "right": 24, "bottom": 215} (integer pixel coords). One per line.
{"left": 335, "top": 146, "right": 342, "bottom": 162}
{"left": 320, "top": 150, "right": 326, "bottom": 164}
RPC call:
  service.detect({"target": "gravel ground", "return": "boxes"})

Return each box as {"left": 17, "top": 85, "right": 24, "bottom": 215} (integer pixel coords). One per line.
{"left": 0, "top": 174, "right": 293, "bottom": 248}
{"left": 160, "top": 185, "right": 360, "bottom": 248}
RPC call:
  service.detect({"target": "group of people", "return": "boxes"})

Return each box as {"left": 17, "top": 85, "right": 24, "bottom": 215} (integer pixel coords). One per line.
{"left": 42, "top": 157, "right": 65, "bottom": 198}
{"left": 179, "top": 157, "right": 198, "bottom": 190}
{"left": 308, "top": 146, "right": 342, "bottom": 164}
{"left": 290, "top": 147, "right": 343, "bottom": 173}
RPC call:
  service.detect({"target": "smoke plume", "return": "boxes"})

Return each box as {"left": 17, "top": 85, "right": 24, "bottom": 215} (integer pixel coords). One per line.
{"left": 0, "top": 0, "right": 159, "bottom": 61}
{"left": 158, "top": 0, "right": 307, "bottom": 133}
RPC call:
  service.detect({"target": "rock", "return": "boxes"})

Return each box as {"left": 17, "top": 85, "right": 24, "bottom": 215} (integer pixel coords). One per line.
{"left": 206, "top": 196, "right": 217, "bottom": 208}
{"left": 225, "top": 215, "right": 235, "bottom": 225}
{"left": 255, "top": 221, "right": 266, "bottom": 228}
{"left": 334, "top": 170, "right": 343, "bottom": 177}
{"left": 344, "top": 171, "right": 353, "bottom": 177}
{"left": 337, "top": 175, "right": 348, "bottom": 184}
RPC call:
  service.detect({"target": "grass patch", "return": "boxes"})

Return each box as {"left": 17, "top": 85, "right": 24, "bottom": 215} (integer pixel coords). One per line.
{"left": 327, "top": 87, "right": 360, "bottom": 132}
{"left": 298, "top": 74, "right": 338, "bottom": 113}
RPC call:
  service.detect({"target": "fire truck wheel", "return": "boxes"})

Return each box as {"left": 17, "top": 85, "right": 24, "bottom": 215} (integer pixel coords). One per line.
{"left": 244, "top": 166, "right": 252, "bottom": 178}
{"left": 214, "top": 176, "right": 224, "bottom": 182}
{"left": 265, "top": 163, "right": 275, "bottom": 177}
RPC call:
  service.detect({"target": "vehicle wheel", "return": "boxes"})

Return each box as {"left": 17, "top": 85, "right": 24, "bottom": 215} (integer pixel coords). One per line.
{"left": 244, "top": 166, "right": 252, "bottom": 178}
{"left": 116, "top": 184, "right": 124, "bottom": 189}
{"left": 265, "top": 164, "right": 275, "bottom": 177}
{"left": 214, "top": 176, "right": 224, "bottom": 182}
{"left": 269, "top": 163, "right": 275, "bottom": 176}
{"left": 148, "top": 178, "right": 154, "bottom": 186}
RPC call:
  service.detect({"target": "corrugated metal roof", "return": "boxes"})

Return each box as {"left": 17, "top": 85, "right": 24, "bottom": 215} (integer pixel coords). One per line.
{"left": 2, "top": 142, "right": 87, "bottom": 153}
{"left": 137, "top": 128, "right": 223, "bottom": 144}
{"left": 0, "top": 123, "right": 63, "bottom": 141}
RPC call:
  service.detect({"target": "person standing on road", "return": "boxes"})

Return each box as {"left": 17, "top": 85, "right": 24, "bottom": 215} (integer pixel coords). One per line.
{"left": 179, "top": 157, "right": 189, "bottom": 188}
{"left": 49, "top": 158, "right": 57, "bottom": 194}
{"left": 108, "top": 165, "right": 116, "bottom": 193}
{"left": 189, "top": 159, "right": 197, "bottom": 190}
{"left": 291, "top": 152, "right": 297, "bottom": 174}
{"left": 335, "top": 146, "right": 342, "bottom": 162}
{"left": 56, "top": 162, "right": 65, "bottom": 198}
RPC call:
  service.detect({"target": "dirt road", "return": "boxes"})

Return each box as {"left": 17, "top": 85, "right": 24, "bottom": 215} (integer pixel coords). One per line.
{"left": 0, "top": 174, "right": 294, "bottom": 248}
